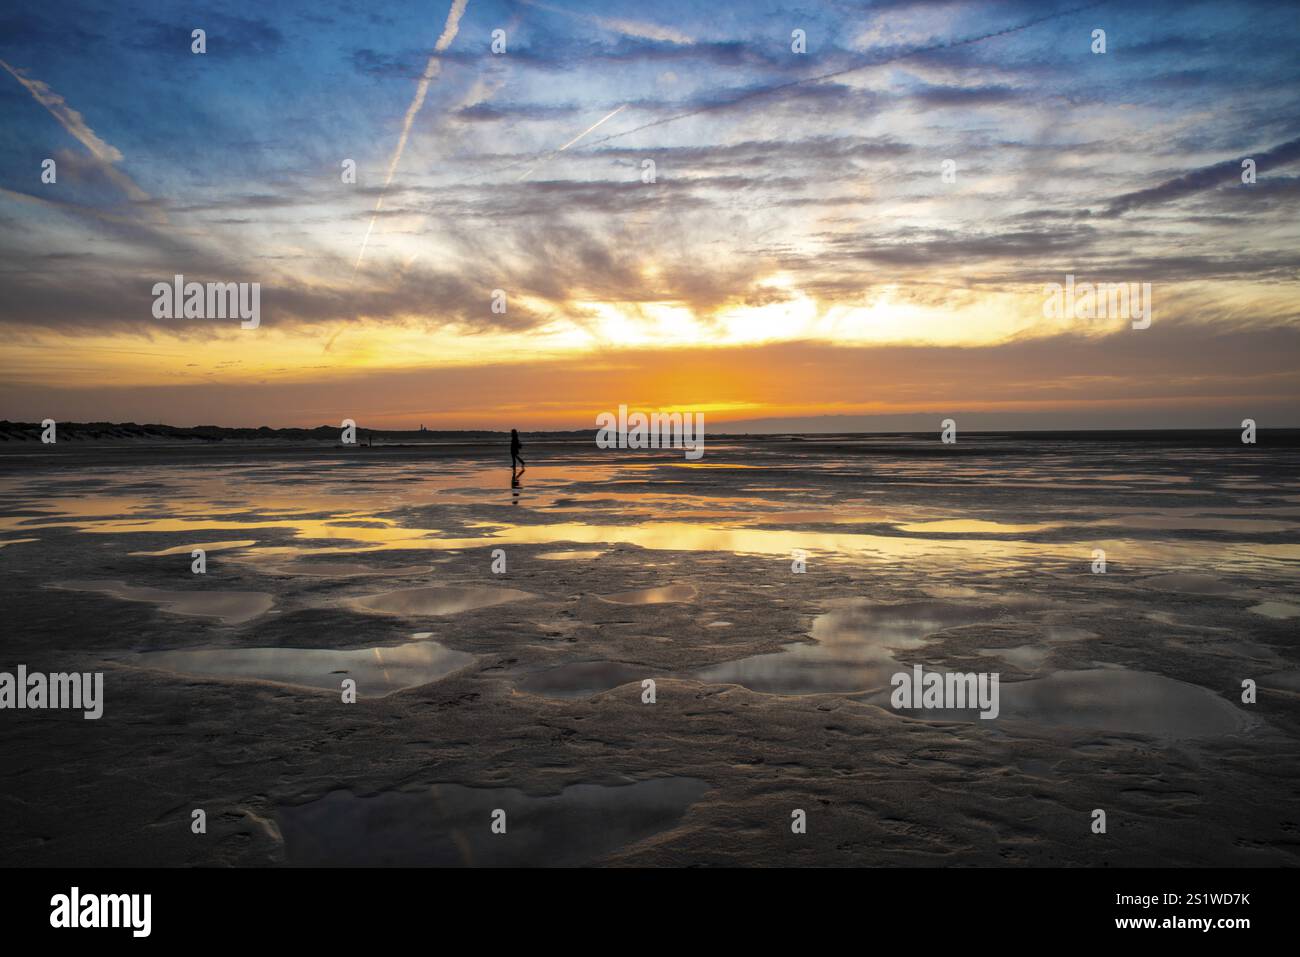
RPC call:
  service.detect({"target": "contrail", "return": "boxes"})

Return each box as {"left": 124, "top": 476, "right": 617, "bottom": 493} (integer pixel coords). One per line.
{"left": 517, "top": 104, "right": 627, "bottom": 181}
{"left": 0, "top": 186, "right": 166, "bottom": 230}
{"left": 1105, "top": 135, "right": 1300, "bottom": 216}
{"left": 578, "top": 1, "right": 1110, "bottom": 151}
{"left": 353, "top": 0, "right": 1105, "bottom": 226}
{"left": 519, "top": 0, "right": 691, "bottom": 45}
{"left": 0, "top": 58, "right": 155, "bottom": 211}
{"left": 0, "top": 59, "right": 122, "bottom": 164}
{"left": 355, "top": 0, "right": 470, "bottom": 272}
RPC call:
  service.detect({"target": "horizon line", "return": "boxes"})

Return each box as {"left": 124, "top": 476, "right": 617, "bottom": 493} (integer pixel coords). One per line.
{"left": 4, "top": 420, "right": 1295, "bottom": 437}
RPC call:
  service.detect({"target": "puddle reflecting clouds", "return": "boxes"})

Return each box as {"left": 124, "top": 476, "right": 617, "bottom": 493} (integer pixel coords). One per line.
{"left": 278, "top": 777, "right": 710, "bottom": 866}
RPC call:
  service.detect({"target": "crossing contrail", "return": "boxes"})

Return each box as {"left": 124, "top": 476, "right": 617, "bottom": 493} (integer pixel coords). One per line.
{"left": 516, "top": 104, "right": 628, "bottom": 181}
{"left": 578, "top": 1, "right": 1110, "bottom": 151}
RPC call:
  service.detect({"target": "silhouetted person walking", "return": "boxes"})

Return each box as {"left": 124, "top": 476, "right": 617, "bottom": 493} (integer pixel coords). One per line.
{"left": 510, "top": 428, "right": 526, "bottom": 473}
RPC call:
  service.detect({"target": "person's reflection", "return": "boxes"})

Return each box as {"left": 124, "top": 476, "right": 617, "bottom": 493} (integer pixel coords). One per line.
{"left": 511, "top": 468, "right": 522, "bottom": 505}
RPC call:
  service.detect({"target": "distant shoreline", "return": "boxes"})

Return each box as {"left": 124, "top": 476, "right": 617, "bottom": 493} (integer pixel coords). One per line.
{"left": 2, "top": 420, "right": 1297, "bottom": 446}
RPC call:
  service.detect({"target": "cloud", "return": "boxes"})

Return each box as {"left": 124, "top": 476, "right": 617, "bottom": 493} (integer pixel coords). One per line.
{"left": 520, "top": 0, "right": 693, "bottom": 45}
{"left": 909, "top": 83, "right": 1021, "bottom": 106}
{"left": 576, "top": 0, "right": 1108, "bottom": 151}
{"left": 0, "top": 11, "right": 103, "bottom": 54}
{"left": 2, "top": 0, "right": 1298, "bottom": 432}
{"left": 452, "top": 102, "right": 579, "bottom": 123}
{"left": 129, "top": 16, "right": 285, "bottom": 57}
{"left": 7, "top": 324, "right": 1298, "bottom": 430}
{"left": 1105, "top": 137, "right": 1300, "bottom": 216}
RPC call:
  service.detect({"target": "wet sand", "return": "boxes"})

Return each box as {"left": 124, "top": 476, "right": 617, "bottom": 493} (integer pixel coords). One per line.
{"left": 1, "top": 433, "right": 1297, "bottom": 866}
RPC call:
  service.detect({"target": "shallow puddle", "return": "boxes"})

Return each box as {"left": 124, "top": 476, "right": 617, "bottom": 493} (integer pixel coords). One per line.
{"left": 265, "top": 561, "right": 430, "bottom": 578}
{"left": 978, "top": 645, "right": 1051, "bottom": 669}
{"left": 535, "top": 550, "right": 606, "bottom": 560}
{"left": 749, "top": 508, "right": 897, "bottom": 525}
{"left": 129, "top": 639, "right": 474, "bottom": 696}
{"left": 1248, "top": 601, "right": 1299, "bottom": 620}
{"left": 695, "top": 600, "right": 996, "bottom": 695}
{"left": 54, "top": 580, "right": 272, "bottom": 625}
{"left": 997, "top": 669, "right": 1250, "bottom": 739}
{"left": 278, "top": 777, "right": 709, "bottom": 866}
{"left": 352, "top": 584, "right": 536, "bottom": 616}
{"left": 1139, "top": 573, "right": 1238, "bottom": 595}
{"left": 129, "top": 540, "right": 258, "bottom": 556}
{"left": 861, "top": 667, "right": 1250, "bottom": 740}
{"left": 600, "top": 583, "right": 697, "bottom": 605}
{"left": 897, "top": 519, "right": 1054, "bottom": 534}
{"left": 1095, "top": 515, "right": 1296, "bottom": 533}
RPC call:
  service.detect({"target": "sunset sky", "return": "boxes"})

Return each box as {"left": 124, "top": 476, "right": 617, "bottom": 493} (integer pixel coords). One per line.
{"left": 1, "top": 0, "right": 1298, "bottom": 429}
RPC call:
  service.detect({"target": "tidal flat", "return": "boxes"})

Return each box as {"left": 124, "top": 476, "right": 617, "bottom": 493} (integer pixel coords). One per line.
{"left": 1, "top": 432, "right": 1297, "bottom": 866}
